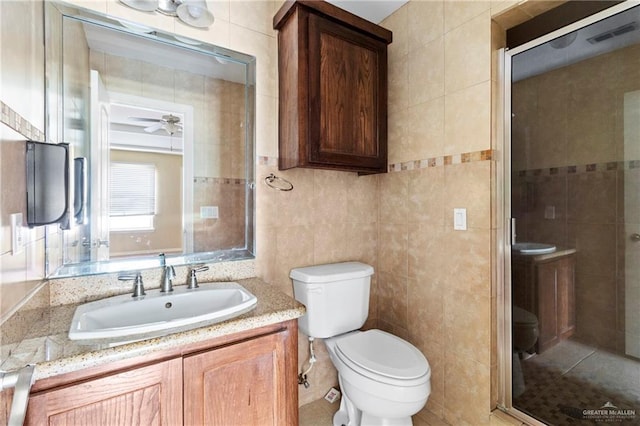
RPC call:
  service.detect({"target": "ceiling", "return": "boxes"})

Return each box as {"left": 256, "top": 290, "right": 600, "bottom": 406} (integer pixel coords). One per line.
{"left": 81, "top": 20, "right": 246, "bottom": 83}
{"left": 326, "top": 0, "right": 408, "bottom": 24}
{"left": 512, "top": 4, "right": 640, "bottom": 81}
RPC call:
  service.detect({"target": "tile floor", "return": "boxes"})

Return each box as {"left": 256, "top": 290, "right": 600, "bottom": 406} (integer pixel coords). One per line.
{"left": 299, "top": 398, "right": 339, "bottom": 426}
{"left": 299, "top": 398, "right": 445, "bottom": 426}
{"left": 514, "top": 339, "right": 640, "bottom": 425}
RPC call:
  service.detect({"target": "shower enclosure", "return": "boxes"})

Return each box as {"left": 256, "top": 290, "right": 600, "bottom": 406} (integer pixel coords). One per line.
{"left": 504, "top": 2, "right": 640, "bottom": 424}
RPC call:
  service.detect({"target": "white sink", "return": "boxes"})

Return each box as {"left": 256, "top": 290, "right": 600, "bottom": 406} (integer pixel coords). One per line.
{"left": 69, "top": 282, "right": 257, "bottom": 341}
{"left": 512, "top": 242, "right": 556, "bottom": 255}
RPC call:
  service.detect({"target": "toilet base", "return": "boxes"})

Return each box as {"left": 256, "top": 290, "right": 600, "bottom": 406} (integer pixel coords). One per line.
{"left": 333, "top": 384, "right": 361, "bottom": 426}
{"left": 360, "top": 413, "right": 413, "bottom": 426}
{"left": 333, "top": 409, "right": 413, "bottom": 426}
{"left": 332, "top": 384, "right": 414, "bottom": 426}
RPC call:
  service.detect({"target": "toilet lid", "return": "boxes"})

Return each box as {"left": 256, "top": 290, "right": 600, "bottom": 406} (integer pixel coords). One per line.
{"left": 335, "top": 330, "right": 429, "bottom": 380}
{"left": 513, "top": 306, "right": 538, "bottom": 326}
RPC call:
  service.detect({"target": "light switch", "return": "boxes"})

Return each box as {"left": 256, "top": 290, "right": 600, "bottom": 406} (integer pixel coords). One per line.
{"left": 11, "top": 213, "right": 24, "bottom": 255}
{"left": 454, "top": 208, "right": 467, "bottom": 231}
{"left": 544, "top": 205, "right": 556, "bottom": 220}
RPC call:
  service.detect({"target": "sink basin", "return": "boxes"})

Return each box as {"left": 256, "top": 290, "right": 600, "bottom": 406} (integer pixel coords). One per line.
{"left": 69, "top": 282, "right": 257, "bottom": 341}
{"left": 512, "top": 242, "right": 556, "bottom": 255}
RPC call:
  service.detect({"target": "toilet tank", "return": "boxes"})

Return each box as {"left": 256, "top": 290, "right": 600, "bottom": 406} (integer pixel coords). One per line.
{"left": 290, "top": 262, "right": 374, "bottom": 339}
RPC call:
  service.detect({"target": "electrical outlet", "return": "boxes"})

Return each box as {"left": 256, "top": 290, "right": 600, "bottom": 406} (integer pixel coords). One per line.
{"left": 324, "top": 387, "right": 341, "bottom": 403}
{"left": 11, "top": 213, "right": 24, "bottom": 255}
{"left": 200, "top": 206, "right": 219, "bottom": 219}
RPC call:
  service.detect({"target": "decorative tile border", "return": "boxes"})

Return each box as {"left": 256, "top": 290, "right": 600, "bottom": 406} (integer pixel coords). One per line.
{"left": 0, "top": 101, "right": 45, "bottom": 142}
{"left": 515, "top": 160, "right": 640, "bottom": 178}
{"left": 258, "top": 150, "right": 494, "bottom": 172}
{"left": 388, "top": 149, "right": 493, "bottom": 172}
{"left": 194, "top": 177, "right": 246, "bottom": 184}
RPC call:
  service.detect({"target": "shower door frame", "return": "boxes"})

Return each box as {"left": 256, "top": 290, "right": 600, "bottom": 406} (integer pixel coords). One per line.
{"left": 498, "top": 2, "right": 639, "bottom": 424}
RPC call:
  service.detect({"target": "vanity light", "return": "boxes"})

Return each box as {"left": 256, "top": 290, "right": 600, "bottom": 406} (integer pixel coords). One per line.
{"left": 120, "top": 0, "right": 214, "bottom": 28}
{"left": 176, "top": 0, "right": 214, "bottom": 28}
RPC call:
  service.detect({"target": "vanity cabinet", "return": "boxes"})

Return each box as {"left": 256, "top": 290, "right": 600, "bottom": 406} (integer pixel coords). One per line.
{"left": 512, "top": 252, "right": 576, "bottom": 353}
{"left": 26, "top": 359, "right": 183, "bottom": 425}
{"left": 24, "top": 321, "right": 297, "bottom": 426}
{"left": 184, "top": 330, "right": 290, "bottom": 425}
{"left": 273, "top": 0, "right": 392, "bottom": 174}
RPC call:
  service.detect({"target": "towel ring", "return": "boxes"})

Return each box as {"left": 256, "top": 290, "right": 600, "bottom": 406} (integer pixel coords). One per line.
{"left": 264, "top": 173, "right": 293, "bottom": 191}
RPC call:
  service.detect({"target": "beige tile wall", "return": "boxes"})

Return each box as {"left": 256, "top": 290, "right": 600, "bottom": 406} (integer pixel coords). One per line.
{"left": 193, "top": 178, "right": 246, "bottom": 251}
{"left": 256, "top": 162, "right": 380, "bottom": 405}
{"left": 379, "top": 2, "right": 496, "bottom": 424}
{"left": 0, "top": 0, "right": 46, "bottom": 325}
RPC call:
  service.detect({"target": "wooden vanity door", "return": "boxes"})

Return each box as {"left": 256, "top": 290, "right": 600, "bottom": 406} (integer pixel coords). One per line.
{"left": 25, "top": 358, "right": 182, "bottom": 425}
{"left": 183, "top": 330, "right": 289, "bottom": 426}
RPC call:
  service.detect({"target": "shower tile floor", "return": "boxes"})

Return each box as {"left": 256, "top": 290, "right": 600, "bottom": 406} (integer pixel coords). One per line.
{"left": 514, "top": 339, "right": 640, "bottom": 425}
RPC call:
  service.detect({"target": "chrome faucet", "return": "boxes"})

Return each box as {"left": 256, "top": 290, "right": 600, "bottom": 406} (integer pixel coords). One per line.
{"left": 119, "top": 272, "right": 146, "bottom": 298}
{"left": 159, "top": 253, "right": 175, "bottom": 293}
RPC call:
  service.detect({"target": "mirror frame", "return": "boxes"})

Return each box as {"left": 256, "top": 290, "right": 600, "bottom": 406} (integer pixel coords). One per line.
{"left": 44, "top": 1, "right": 256, "bottom": 278}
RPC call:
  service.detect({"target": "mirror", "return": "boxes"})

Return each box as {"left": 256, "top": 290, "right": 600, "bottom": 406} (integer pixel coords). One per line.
{"left": 44, "top": 2, "right": 255, "bottom": 277}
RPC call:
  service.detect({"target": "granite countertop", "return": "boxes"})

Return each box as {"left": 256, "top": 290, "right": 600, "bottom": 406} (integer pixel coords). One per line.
{"left": 0, "top": 278, "right": 305, "bottom": 381}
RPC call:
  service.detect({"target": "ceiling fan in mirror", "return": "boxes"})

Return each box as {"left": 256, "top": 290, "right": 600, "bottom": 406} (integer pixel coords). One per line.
{"left": 129, "top": 114, "right": 183, "bottom": 135}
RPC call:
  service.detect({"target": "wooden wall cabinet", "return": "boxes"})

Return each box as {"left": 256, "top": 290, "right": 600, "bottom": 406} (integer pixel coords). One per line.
{"left": 512, "top": 253, "right": 576, "bottom": 353}
{"left": 24, "top": 321, "right": 297, "bottom": 426}
{"left": 273, "top": 0, "right": 392, "bottom": 174}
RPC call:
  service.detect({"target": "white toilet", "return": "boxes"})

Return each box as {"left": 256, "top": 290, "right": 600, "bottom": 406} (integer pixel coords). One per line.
{"left": 291, "top": 262, "right": 431, "bottom": 426}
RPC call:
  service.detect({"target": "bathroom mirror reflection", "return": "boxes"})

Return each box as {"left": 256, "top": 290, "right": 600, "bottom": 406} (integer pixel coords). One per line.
{"left": 45, "top": 2, "right": 255, "bottom": 277}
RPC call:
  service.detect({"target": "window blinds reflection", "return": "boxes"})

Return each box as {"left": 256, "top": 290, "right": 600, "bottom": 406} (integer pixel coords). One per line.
{"left": 109, "top": 162, "right": 157, "bottom": 217}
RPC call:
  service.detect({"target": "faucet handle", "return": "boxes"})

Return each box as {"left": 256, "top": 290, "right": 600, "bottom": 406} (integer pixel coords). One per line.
{"left": 118, "top": 272, "right": 145, "bottom": 298}
{"left": 187, "top": 265, "right": 209, "bottom": 289}
{"left": 118, "top": 273, "right": 137, "bottom": 281}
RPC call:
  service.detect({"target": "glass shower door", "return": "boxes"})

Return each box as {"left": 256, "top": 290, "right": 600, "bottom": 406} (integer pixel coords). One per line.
{"left": 624, "top": 89, "right": 640, "bottom": 360}
{"left": 507, "top": 3, "right": 640, "bottom": 424}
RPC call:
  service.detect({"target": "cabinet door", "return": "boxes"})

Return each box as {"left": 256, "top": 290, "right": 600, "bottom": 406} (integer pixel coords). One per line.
{"left": 536, "top": 262, "right": 559, "bottom": 352}
{"left": 184, "top": 330, "right": 289, "bottom": 426}
{"left": 307, "top": 13, "right": 387, "bottom": 172}
{"left": 25, "top": 358, "right": 182, "bottom": 425}
{"left": 557, "top": 255, "right": 576, "bottom": 338}
{"left": 512, "top": 258, "right": 535, "bottom": 313}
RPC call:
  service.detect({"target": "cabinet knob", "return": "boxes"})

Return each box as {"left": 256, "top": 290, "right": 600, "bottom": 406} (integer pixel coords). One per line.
{"left": 631, "top": 233, "right": 640, "bottom": 242}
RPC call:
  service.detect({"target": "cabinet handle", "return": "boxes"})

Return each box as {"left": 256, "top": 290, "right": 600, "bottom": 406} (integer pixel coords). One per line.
{"left": 631, "top": 233, "right": 640, "bottom": 242}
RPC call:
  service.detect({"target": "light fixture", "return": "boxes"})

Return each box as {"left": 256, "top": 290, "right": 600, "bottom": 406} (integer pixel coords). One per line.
{"left": 120, "top": 0, "right": 157, "bottom": 12}
{"left": 177, "top": 0, "right": 214, "bottom": 28}
{"left": 549, "top": 31, "right": 578, "bottom": 49}
{"left": 119, "top": 0, "right": 214, "bottom": 28}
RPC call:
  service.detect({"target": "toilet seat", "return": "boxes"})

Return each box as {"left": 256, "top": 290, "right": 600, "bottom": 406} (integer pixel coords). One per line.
{"left": 334, "top": 330, "right": 430, "bottom": 386}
